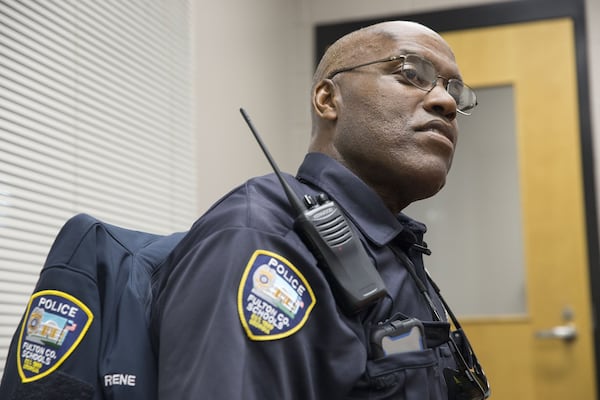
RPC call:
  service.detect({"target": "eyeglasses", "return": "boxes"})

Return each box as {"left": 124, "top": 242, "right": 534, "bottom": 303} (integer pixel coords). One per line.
{"left": 327, "top": 54, "right": 478, "bottom": 115}
{"left": 445, "top": 328, "right": 491, "bottom": 400}
{"left": 389, "top": 246, "right": 490, "bottom": 400}
{"left": 427, "top": 271, "right": 490, "bottom": 399}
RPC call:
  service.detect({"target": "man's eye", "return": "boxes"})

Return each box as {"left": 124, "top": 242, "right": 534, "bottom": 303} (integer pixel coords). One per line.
{"left": 402, "top": 67, "right": 418, "bottom": 81}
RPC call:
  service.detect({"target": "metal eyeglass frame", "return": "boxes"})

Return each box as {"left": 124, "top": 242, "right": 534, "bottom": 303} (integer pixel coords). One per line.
{"left": 326, "top": 54, "right": 478, "bottom": 115}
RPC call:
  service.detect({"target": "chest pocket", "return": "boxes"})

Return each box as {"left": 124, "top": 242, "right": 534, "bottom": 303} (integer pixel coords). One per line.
{"left": 346, "top": 319, "right": 452, "bottom": 400}
{"left": 365, "top": 348, "right": 443, "bottom": 399}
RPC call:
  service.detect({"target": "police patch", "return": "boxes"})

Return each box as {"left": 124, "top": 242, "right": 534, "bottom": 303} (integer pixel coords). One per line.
{"left": 238, "top": 250, "right": 316, "bottom": 340}
{"left": 17, "top": 290, "right": 93, "bottom": 383}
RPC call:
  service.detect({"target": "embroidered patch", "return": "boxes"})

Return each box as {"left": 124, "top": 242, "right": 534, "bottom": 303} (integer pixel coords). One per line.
{"left": 238, "top": 250, "right": 316, "bottom": 340}
{"left": 17, "top": 290, "right": 93, "bottom": 383}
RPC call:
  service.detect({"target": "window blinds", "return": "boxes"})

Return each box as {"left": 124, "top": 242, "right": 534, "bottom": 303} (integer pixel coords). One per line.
{"left": 0, "top": 0, "right": 195, "bottom": 378}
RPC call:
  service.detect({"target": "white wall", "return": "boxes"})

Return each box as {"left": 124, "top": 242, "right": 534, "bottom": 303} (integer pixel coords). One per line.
{"left": 191, "top": 0, "right": 304, "bottom": 212}
{"left": 304, "top": 0, "right": 514, "bottom": 23}
{"left": 192, "top": 0, "right": 600, "bottom": 233}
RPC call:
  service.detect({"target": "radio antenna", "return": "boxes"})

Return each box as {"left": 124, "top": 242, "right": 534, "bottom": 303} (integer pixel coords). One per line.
{"left": 239, "top": 108, "right": 306, "bottom": 215}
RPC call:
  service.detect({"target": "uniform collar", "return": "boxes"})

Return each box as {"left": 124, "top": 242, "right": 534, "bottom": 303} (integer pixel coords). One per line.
{"left": 296, "top": 152, "right": 427, "bottom": 246}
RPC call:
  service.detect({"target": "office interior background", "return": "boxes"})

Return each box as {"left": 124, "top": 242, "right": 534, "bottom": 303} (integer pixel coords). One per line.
{"left": 1, "top": 0, "right": 600, "bottom": 398}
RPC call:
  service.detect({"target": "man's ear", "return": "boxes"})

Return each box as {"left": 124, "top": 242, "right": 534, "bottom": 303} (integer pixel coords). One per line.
{"left": 312, "top": 79, "right": 338, "bottom": 121}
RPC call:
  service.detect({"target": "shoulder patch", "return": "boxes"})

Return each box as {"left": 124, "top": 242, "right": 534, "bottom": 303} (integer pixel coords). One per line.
{"left": 17, "top": 290, "right": 94, "bottom": 383}
{"left": 238, "top": 250, "right": 316, "bottom": 341}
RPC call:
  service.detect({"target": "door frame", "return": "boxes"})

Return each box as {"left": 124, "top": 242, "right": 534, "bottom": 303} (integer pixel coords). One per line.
{"left": 315, "top": 0, "right": 599, "bottom": 396}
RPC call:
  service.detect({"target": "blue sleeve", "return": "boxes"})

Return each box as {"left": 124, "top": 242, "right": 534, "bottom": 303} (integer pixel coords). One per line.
{"left": 153, "top": 227, "right": 366, "bottom": 400}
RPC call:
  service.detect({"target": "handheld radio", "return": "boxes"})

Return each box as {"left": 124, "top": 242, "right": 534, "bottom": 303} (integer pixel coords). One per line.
{"left": 239, "top": 108, "right": 387, "bottom": 315}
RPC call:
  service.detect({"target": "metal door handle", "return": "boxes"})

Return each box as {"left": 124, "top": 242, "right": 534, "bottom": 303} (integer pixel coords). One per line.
{"left": 535, "top": 324, "right": 577, "bottom": 342}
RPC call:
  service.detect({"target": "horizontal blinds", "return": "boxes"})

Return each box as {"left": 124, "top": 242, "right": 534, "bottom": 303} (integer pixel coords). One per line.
{"left": 0, "top": 0, "right": 195, "bottom": 378}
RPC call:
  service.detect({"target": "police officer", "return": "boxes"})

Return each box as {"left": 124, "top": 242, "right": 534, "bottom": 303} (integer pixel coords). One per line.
{"left": 152, "top": 20, "right": 486, "bottom": 399}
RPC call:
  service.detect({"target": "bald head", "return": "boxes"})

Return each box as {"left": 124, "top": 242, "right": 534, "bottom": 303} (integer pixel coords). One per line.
{"left": 312, "top": 21, "right": 450, "bottom": 89}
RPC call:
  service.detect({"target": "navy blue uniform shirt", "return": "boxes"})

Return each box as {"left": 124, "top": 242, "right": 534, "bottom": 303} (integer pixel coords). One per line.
{"left": 152, "top": 152, "right": 457, "bottom": 399}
